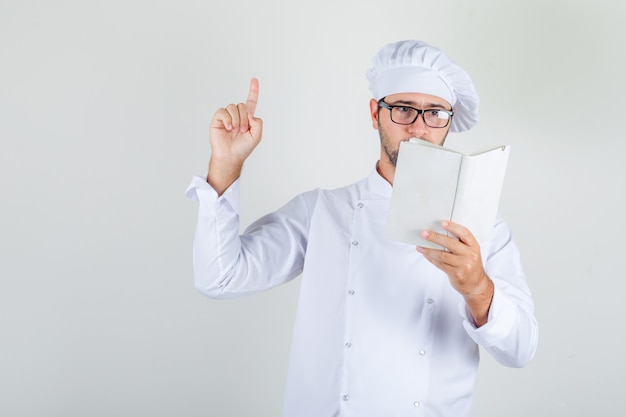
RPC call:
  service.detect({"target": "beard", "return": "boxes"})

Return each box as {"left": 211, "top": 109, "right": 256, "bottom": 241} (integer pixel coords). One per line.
{"left": 378, "top": 124, "right": 448, "bottom": 167}
{"left": 379, "top": 128, "right": 400, "bottom": 167}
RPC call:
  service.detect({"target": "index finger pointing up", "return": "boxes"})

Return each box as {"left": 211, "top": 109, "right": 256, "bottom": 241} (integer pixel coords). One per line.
{"left": 246, "top": 77, "right": 259, "bottom": 116}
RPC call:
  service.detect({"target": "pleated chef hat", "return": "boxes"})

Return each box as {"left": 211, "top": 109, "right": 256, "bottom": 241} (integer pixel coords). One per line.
{"left": 366, "top": 40, "right": 480, "bottom": 133}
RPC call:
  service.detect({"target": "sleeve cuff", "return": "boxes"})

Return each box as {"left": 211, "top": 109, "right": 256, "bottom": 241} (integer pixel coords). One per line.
{"left": 459, "top": 285, "right": 517, "bottom": 347}
{"left": 185, "top": 176, "right": 241, "bottom": 214}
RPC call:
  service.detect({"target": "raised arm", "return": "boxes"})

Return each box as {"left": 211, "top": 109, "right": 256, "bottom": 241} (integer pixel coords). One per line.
{"left": 207, "top": 78, "right": 263, "bottom": 195}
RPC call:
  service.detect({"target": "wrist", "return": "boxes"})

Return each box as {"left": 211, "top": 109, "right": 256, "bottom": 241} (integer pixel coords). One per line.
{"left": 463, "top": 275, "right": 494, "bottom": 327}
{"left": 207, "top": 156, "right": 244, "bottom": 196}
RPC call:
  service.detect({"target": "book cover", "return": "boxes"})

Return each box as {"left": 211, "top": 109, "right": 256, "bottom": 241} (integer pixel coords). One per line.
{"left": 385, "top": 139, "right": 510, "bottom": 249}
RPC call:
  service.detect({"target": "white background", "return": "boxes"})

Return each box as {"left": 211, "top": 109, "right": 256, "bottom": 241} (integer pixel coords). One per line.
{"left": 2, "top": 1, "right": 625, "bottom": 416}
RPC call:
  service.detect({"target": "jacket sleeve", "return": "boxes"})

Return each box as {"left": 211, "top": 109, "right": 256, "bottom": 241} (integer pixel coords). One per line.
{"left": 459, "top": 216, "right": 539, "bottom": 368}
{"left": 185, "top": 176, "right": 316, "bottom": 299}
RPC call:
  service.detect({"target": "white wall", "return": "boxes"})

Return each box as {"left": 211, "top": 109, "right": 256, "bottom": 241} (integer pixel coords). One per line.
{"left": 2, "top": 1, "right": 625, "bottom": 416}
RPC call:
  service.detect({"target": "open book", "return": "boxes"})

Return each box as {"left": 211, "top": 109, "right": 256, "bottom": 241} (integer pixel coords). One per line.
{"left": 385, "top": 139, "right": 510, "bottom": 249}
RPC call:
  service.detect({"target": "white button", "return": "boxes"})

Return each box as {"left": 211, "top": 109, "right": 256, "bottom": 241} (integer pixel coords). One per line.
{"left": 351, "top": 240, "right": 359, "bottom": 246}
{"left": 419, "top": 350, "right": 426, "bottom": 356}
{"left": 342, "top": 395, "right": 350, "bottom": 401}
{"left": 345, "top": 342, "right": 352, "bottom": 348}
{"left": 414, "top": 401, "right": 421, "bottom": 407}
{"left": 348, "top": 290, "right": 355, "bottom": 295}
{"left": 357, "top": 202, "right": 364, "bottom": 208}
{"left": 427, "top": 298, "right": 434, "bottom": 304}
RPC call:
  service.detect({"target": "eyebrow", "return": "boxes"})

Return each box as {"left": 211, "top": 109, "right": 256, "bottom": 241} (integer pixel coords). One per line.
{"left": 389, "top": 99, "right": 450, "bottom": 110}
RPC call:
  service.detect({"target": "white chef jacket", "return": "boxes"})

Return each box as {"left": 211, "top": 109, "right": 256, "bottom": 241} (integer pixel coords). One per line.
{"left": 186, "top": 166, "right": 538, "bottom": 417}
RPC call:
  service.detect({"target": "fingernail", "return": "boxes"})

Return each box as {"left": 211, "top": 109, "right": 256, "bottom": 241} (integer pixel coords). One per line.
{"left": 421, "top": 230, "right": 430, "bottom": 238}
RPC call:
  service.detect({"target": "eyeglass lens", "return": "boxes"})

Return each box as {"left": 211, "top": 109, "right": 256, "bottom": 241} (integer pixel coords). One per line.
{"left": 391, "top": 107, "right": 450, "bottom": 128}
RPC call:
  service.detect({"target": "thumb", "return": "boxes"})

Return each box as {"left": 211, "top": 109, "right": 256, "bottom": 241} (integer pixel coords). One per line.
{"left": 247, "top": 113, "right": 263, "bottom": 143}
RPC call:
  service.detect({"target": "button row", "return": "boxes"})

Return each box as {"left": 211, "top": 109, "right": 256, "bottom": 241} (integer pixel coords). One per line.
{"left": 342, "top": 341, "right": 424, "bottom": 356}
{"left": 340, "top": 395, "right": 421, "bottom": 407}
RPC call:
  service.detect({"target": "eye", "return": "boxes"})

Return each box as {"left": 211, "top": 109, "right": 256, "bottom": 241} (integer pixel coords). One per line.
{"left": 428, "top": 110, "right": 449, "bottom": 120}
{"left": 396, "top": 106, "right": 413, "bottom": 114}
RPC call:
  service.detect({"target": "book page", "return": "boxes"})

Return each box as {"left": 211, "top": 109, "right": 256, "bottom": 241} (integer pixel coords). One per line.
{"left": 452, "top": 145, "right": 510, "bottom": 244}
{"left": 385, "top": 140, "right": 463, "bottom": 249}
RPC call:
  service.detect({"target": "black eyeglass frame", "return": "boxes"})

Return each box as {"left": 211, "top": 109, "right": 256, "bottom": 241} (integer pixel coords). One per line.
{"left": 377, "top": 99, "right": 454, "bottom": 129}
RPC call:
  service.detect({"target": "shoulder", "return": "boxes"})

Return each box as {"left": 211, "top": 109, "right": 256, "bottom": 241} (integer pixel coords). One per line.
{"left": 483, "top": 214, "right": 523, "bottom": 263}
{"left": 280, "top": 174, "right": 374, "bottom": 216}
{"left": 315, "top": 176, "right": 371, "bottom": 201}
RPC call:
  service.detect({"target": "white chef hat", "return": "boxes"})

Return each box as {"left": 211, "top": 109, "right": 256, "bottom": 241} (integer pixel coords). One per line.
{"left": 366, "top": 40, "right": 480, "bottom": 132}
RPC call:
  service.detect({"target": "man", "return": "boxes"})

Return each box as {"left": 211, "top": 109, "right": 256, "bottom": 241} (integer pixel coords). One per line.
{"left": 186, "top": 40, "right": 538, "bottom": 417}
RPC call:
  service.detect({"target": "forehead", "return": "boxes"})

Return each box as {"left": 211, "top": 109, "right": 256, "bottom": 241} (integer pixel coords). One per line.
{"left": 384, "top": 92, "right": 451, "bottom": 109}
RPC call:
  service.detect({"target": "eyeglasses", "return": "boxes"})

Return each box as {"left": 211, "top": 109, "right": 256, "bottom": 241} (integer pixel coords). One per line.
{"left": 378, "top": 99, "right": 454, "bottom": 128}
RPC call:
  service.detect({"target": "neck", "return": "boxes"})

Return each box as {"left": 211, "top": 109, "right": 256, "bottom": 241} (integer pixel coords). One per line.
{"left": 376, "top": 159, "right": 396, "bottom": 186}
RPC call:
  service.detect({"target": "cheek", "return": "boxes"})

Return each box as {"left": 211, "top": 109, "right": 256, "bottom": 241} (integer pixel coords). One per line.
{"left": 434, "top": 128, "right": 450, "bottom": 145}
{"left": 382, "top": 120, "right": 409, "bottom": 136}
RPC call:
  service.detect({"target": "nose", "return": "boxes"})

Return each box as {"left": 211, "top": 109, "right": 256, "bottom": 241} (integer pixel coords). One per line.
{"left": 407, "top": 114, "right": 429, "bottom": 140}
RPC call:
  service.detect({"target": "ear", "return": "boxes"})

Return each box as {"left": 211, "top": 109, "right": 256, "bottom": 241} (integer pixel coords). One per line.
{"left": 369, "top": 98, "right": 379, "bottom": 129}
